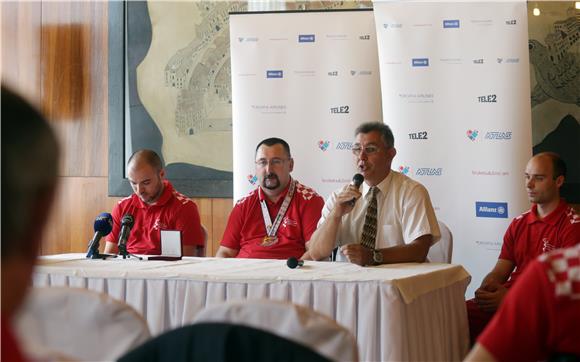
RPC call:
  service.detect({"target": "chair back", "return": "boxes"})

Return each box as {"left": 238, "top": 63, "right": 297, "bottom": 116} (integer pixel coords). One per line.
{"left": 14, "top": 287, "right": 151, "bottom": 361}
{"left": 427, "top": 220, "right": 453, "bottom": 263}
{"left": 192, "top": 299, "right": 359, "bottom": 362}
{"left": 120, "top": 322, "right": 330, "bottom": 362}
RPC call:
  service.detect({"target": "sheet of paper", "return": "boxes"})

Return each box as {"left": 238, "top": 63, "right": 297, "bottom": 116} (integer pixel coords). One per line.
{"left": 160, "top": 230, "right": 182, "bottom": 257}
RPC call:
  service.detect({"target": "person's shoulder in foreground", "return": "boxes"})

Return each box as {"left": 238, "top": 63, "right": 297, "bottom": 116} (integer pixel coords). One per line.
{"left": 465, "top": 243, "right": 580, "bottom": 362}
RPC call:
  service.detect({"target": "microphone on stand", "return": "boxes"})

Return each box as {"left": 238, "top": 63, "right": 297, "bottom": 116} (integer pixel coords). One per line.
{"left": 117, "top": 214, "right": 141, "bottom": 260}
{"left": 287, "top": 257, "right": 304, "bottom": 269}
{"left": 86, "top": 213, "right": 113, "bottom": 259}
{"left": 347, "top": 173, "right": 364, "bottom": 206}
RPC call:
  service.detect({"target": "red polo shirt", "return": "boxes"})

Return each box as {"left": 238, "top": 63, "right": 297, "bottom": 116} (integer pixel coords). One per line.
{"left": 106, "top": 180, "right": 204, "bottom": 254}
{"left": 221, "top": 180, "right": 324, "bottom": 259}
{"left": 499, "top": 199, "right": 580, "bottom": 287}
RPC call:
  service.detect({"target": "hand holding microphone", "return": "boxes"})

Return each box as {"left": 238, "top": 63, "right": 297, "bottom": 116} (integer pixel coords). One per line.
{"left": 347, "top": 173, "right": 364, "bottom": 206}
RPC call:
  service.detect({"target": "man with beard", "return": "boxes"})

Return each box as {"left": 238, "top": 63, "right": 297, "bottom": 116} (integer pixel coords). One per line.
{"left": 307, "top": 122, "right": 440, "bottom": 266}
{"left": 104, "top": 149, "right": 205, "bottom": 256}
{"left": 216, "top": 138, "right": 325, "bottom": 259}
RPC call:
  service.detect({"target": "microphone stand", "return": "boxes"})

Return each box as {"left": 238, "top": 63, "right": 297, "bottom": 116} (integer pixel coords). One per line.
{"left": 117, "top": 241, "right": 142, "bottom": 260}
{"left": 86, "top": 238, "right": 116, "bottom": 260}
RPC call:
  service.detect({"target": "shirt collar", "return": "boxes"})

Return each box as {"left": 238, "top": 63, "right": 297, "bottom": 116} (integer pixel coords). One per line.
{"left": 258, "top": 177, "right": 292, "bottom": 205}
{"left": 361, "top": 171, "right": 392, "bottom": 199}
{"left": 526, "top": 199, "right": 567, "bottom": 226}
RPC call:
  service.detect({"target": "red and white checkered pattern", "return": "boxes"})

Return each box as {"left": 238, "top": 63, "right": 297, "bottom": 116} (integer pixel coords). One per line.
{"left": 295, "top": 182, "right": 320, "bottom": 201}
{"left": 541, "top": 244, "right": 580, "bottom": 300}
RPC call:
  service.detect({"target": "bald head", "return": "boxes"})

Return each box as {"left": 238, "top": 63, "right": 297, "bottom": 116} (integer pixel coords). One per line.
{"left": 127, "top": 149, "right": 163, "bottom": 172}
{"left": 531, "top": 152, "right": 566, "bottom": 180}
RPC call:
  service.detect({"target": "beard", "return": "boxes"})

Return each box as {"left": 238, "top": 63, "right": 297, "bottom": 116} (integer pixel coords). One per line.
{"left": 262, "top": 173, "right": 280, "bottom": 190}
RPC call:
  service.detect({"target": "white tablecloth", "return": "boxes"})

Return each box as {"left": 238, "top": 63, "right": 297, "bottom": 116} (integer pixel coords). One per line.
{"left": 33, "top": 254, "right": 471, "bottom": 361}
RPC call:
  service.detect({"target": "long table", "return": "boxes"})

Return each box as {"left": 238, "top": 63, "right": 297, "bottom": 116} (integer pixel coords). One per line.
{"left": 33, "top": 254, "right": 471, "bottom": 361}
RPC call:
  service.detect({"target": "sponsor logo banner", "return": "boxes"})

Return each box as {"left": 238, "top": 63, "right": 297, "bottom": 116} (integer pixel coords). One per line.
{"left": 412, "top": 58, "right": 429, "bottom": 67}
{"left": 266, "top": 70, "right": 283, "bottom": 78}
{"left": 443, "top": 20, "right": 460, "bottom": 28}
{"left": 298, "top": 34, "right": 315, "bottom": 43}
{"left": 475, "top": 201, "right": 508, "bottom": 218}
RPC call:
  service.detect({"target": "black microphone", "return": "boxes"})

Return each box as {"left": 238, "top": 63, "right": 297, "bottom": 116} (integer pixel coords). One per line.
{"left": 86, "top": 213, "right": 113, "bottom": 258}
{"left": 117, "top": 214, "right": 134, "bottom": 250}
{"left": 348, "top": 173, "right": 364, "bottom": 206}
{"left": 287, "top": 257, "right": 304, "bottom": 269}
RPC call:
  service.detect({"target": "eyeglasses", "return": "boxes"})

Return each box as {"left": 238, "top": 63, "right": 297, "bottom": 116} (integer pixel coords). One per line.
{"left": 255, "top": 158, "right": 289, "bottom": 168}
{"left": 351, "top": 145, "right": 380, "bottom": 156}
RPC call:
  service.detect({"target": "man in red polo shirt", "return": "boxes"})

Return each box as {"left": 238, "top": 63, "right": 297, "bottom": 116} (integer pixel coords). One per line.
{"left": 466, "top": 152, "right": 580, "bottom": 344}
{"left": 104, "top": 150, "right": 205, "bottom": 256}
{"left": 216, "top": 138, "right": 324, "bottom": 259}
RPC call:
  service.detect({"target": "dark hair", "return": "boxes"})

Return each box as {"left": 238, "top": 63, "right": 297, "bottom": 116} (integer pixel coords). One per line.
{"left": 255, "top": 137, "right": 291, "bottom": 158}
{"left": 354, "top": 122, "right": 394, "bottom": 148}
{"left": 1, "top": 86, "right": 59, "bottom": 257}
{"left": 128, "top": 149, "right": 164, "bottom": 171}
{"left": 538, "top": 152, "right": 567, "bottom": 179}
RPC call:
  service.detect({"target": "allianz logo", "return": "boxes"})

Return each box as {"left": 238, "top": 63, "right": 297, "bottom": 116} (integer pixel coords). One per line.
{"left": 443, "top": 20, "right": 460, "bottom": 28}
{"left": 298, "top": 34, "right": 315, "bottom": 42}
{"left": 412, "top": 58, "right": 429, "bottom": 67}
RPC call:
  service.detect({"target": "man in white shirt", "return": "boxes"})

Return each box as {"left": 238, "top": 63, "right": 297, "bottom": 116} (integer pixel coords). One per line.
{"left": 307, "top": 122, "right": 440, "bottom": 265}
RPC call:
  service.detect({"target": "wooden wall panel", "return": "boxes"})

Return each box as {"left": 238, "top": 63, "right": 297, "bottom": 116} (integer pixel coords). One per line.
{"left": 41, "top": 1, "right": 108, "bottom": 178}
{"left": 210, "top": 199, "right": 234, "bottom": 256}
{"left": 1, "top": 1, "right": 42, "bottom": 105}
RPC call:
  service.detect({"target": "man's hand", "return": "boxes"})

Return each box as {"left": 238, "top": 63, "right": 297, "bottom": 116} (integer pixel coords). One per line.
{"left": 330, "top": 184, "right": 362, "bottom": 219}
{"left": 340, "top": 244, "right": 372, "bottom": 266}
{"left": 475, "top": 281, "right": 508, "bottom": 312}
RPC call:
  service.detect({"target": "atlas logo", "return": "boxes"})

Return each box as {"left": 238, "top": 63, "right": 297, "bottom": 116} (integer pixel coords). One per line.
{"left": 247, "top": 174, "right": 258, "bottom": 185}
{"left": 335, "top": 141, "right": 353, "bottom": 150}
{"left": 416, "top": 168, "right": 443, "bottom": 176}
{"left": 359, "top": 34, "right": 370, "bottom": 40}
{"left": 477, "top": 94, "right": 497, "bottom": 103}
{"left": 318, "top": 140, "right": 330, "bottom": 151}
{"left": 476, "top": 201, "right": 508, "bottom": 218}
{"left": 409, "top": 131, "right": 428, "bottom": 140}
{"left": 298, "top": 34, "right": 315, "bottom": 43}
{"left": 412, "top": 58, "right": 429, "bottom": 67}
{"left": 505, "top": 19, "right": 517, "bottom": 25}
{"left": 466, "top": 129, "right": 479, "bottom": 141}
{"left": 485, "top": 131, "right": 512, "bottom": 140}
{"left": 266, "top": 70, "right": 283, "bottom": 79}
{"left": 398, "top": 165, "right": 410, "bottom": 175}
{"left": 473, "top": 58, "right": 484, "bottom": 64}
{"left": 330, "top": 106, "right": 350, "bottom": 114}
{"left": 443, "top": 20, "right": 460, "bottom": 28}
{"left": 238, "top": 37, "right": 258, "bottom": 42}
{"left": 328, "top": 71, "right": 338, "bottom": 76}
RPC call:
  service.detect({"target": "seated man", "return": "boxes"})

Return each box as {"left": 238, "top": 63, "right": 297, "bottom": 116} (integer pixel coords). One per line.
{"left": 307, "top": 122, "right": 440, "bottom": 265}
{"left": 466, "top": 152, "right": 580, "bottom": 343}
{"left": 465, "top": 244, "right": 580, "bottom": 361}
{"left": 104, "top": 150, "right": 205, "bottom": 256}
{"left": 2, "top": 86, "right": 60, "bottom": 361}
{"left": 216, "top": 138, "right": 324, "bottom": 259}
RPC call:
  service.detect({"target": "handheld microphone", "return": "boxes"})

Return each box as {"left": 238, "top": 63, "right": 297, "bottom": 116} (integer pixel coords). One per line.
{"left": 348, "top": 173, "right": 364, "bottom": 206}
{"left": 117, "top": 214, "right": 135, "bottom": 249}
{"left": 287, "top": 257, "right": 304, "bottom": 269}
{"left": 86, "top": 213, "right": 113, "bottom": 258}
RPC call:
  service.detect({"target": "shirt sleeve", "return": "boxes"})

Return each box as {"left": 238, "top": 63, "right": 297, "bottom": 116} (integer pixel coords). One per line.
{"left": 175, "top": 201, "right": 204, "bottom": 247}
{"left": 105, "top": 202, "right": 122, "bottom": 243}
{"left": 401, "top": 183, "right": 440, "bottom": 244}
{"left": 300, "top": 194, "right": 325, "bottom": 242}
{"left": 478, "top": 259, "right": 551, "bottom": 361}
{"left": 559, "top": 213, "right": 580, "bottom": 248}
{"left": 220, "top": 203, "right": 243, "bottom": 250}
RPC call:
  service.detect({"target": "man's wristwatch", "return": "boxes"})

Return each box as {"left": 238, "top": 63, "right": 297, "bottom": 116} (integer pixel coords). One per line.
{"left": 372, "top": 249, "right": 383, "bottom": 265}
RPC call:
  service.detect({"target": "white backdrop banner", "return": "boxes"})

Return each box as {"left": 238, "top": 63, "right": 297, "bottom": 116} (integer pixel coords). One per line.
{"left": 373, "top": 0, "right": 532, "bottom": 296}
{"left": 230, "top": 10, "right": 382, "bottom": 201}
